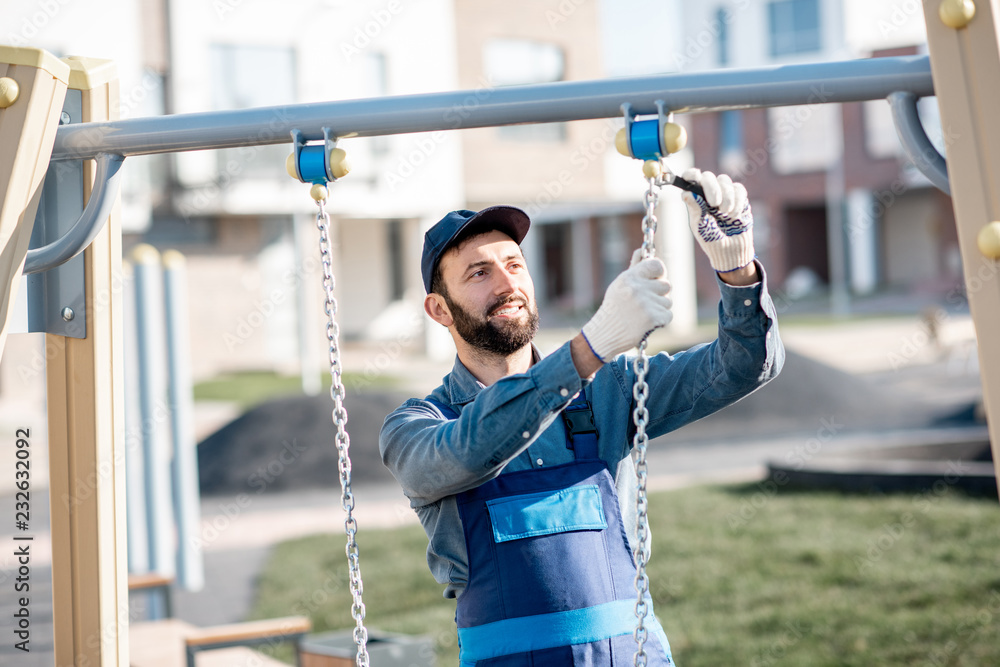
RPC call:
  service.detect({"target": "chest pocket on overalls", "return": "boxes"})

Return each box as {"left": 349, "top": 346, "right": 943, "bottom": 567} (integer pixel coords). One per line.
{"left": 485, "top": 485, "right": 608, "bottom": 542}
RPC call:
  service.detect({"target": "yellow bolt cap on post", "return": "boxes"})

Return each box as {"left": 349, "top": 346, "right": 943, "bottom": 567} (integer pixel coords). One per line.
{"left": 329, "top": 148, "right": 351, "bottom": 179}
{"left": 130, "top": 243, "right": 161, "bottom": 265}
{"left": 662, "top": 122, "right": 688, "bottom": 155}
{"left": 939, "top": 0, "right": 976, "bottom": 28}
{"left": 310, "top": 183, "right": 329, "bottom": 201}
{"left": 161, "top": 249, "right": 186, "bottom": 269}
{"left": 615, "top": 128, "right": 631, "bottom": 157}
{"left": 976, "top": 221, "right": 1000, "bottom": 259}
{"left": 0, "top": 77, "right": 19, "bottom": 108}
{"left": 286, "top": 152, "right": 298, "bottom": 179}
{"left": 642, "top": 160, "right": 662, "bottom": 179}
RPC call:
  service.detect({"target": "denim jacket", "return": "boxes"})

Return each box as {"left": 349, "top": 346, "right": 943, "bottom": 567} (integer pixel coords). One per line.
{"left": 379, "top": 263, "right": 784, "bottom": 598}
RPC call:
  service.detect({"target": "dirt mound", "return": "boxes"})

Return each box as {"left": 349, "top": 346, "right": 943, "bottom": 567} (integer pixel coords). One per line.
{"left": 659, "top": 349, "right": 965, "bottom": 445}
{"left": 198, "top": 391, "right": 409, "bottom": 496}
{"left": 198, "top": 350, "right": 975, "bottom": 495}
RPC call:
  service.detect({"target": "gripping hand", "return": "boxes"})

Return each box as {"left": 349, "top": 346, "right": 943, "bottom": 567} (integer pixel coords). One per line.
{"left": 581, "top": 257, "right": 672, "bottom": 362}
{"left": 681, "top": 168, "right": 755, "bottom": 273}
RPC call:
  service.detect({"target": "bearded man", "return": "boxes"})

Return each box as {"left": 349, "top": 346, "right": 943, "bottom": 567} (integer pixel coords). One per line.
{"left": 380, "top": 169, "right": 784, "bottom": 666}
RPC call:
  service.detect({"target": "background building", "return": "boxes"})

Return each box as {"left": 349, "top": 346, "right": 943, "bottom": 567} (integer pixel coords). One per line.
{"left": 0, "top": 0, "right": 960, "bottom": 399}
{"left": 681, "top": 0, "right": 959, "bottom": 309}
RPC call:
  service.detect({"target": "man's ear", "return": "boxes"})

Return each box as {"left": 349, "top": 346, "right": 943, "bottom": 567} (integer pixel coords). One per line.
{"left": 424, "top": 293, "right": 454, "bottom": 328}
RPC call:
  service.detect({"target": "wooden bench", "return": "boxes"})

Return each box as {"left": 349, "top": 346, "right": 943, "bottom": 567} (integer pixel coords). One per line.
{"left": 184, "top": 616, "right": 312, "bottom": 667}
{"left": 128, "top": 572, "right": 175, "bottom": 619}
{"left": 129, "top": 616, "right": 311, "bottom": 667}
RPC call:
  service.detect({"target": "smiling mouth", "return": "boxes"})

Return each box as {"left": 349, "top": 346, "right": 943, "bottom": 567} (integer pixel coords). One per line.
{"left": 489, "top": 302, "right": 525, "bottom": 318}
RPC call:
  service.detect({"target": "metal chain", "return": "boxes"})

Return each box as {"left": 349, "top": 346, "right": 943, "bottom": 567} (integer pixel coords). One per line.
{"left": 632, "top": 175, "right": 660, "bottom": 667}
{"left": 315, "top": 195, "right": 370, "bottom": 667}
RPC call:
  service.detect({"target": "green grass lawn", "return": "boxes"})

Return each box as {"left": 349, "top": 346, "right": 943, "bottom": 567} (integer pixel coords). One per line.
{"left": 193, "top": 369, "right": 400, "bottom": 411}
{"left": 249, "top": 484, "right": 1000, "bottom": 666}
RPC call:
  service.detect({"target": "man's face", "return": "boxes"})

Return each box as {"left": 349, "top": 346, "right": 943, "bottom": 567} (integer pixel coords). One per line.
{"left": 436, "top": 229, "right": 539, "bottom": 356}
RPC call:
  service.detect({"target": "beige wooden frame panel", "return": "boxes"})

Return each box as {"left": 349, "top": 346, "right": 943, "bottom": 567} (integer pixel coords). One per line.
{"left": 0, "top": 47, "right": 68, "bottom": 360}
{"left": 45, "top": 56, "right": 129, "bottom": 666}
{"left": 923, "top": 0, "right": 1000, "bottom": 491}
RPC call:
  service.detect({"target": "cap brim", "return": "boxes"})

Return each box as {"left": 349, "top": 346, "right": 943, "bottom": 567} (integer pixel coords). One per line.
{"left": 456, "top": 205, "right": 530, "bottom": 246}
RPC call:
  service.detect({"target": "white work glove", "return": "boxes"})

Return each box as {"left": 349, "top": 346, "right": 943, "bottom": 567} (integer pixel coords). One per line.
{"left": 581, "top": 255, "right": 672, "bottom": 362}
{"left": 681, "top": 168, "right": 755, "bottom": 273}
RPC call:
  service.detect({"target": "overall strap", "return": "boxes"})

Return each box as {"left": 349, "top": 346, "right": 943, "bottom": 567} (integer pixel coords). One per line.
{"left": 561, "top": 393, "right": 599, "bottom": 460}
{"left": 428, "top": 395, "right": 599, "bottom": 459}
{"left": 425, "top": 396, "right": 460, "bottom": 420}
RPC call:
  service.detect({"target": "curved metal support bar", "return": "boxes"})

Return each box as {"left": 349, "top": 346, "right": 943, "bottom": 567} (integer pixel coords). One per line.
{"left": 23, "top": 153, "right": 125, "bottom": 275}
{"left": 888, "top": 91, "right": 950, "bottom": 195}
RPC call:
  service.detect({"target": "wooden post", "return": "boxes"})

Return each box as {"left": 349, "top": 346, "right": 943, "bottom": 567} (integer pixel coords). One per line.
{"left": 45, "top": 56, "right": 129, "bottom": 665}
{"left": 923, "top": 0, "right": 1000, "bottom": 494}
{"left": 0, "top": 46, "right": 68, "bottom": 361}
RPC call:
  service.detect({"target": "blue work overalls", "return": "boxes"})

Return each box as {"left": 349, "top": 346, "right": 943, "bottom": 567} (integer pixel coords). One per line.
{"left": 432, "top": 396, "right": 674, "bottom": 666}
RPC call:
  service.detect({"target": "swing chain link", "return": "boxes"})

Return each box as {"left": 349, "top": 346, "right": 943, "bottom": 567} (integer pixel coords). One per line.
{"left": 315, "top": 196, "right": 371, "bottom": 667}
{"left": 632, "top": 175, "right": 660, "bottom": 667}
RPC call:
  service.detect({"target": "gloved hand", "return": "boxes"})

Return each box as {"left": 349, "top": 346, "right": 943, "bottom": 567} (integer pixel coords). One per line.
{"left": 581, "top": 257, "right": 672, "bottom": 362}
{"left": 681, "top": 168, "right": 755, "bottom": 273}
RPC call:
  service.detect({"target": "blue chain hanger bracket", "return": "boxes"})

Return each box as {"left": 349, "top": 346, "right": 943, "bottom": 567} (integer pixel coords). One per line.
{"left": 616, "top": 101, "right": 704, "bottom": 200}
{"left": 286, "top": 127, "right": 351, "bottom": 200}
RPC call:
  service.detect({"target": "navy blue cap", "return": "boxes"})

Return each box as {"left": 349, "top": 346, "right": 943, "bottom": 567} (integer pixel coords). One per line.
{"left": 421, "top": 206, "right": 530, "bottom": 293}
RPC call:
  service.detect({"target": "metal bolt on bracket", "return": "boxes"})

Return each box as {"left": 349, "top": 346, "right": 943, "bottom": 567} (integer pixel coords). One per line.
{"left": 62, "top": 307, "right": 75, "bottom": 321}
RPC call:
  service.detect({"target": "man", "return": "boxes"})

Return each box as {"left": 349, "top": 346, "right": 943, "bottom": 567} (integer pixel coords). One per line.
{"left": 380, "top": 169, "right": 784, "bottom": 665}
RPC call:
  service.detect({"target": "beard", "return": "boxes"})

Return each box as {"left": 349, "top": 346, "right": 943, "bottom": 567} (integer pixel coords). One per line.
{"left": 446, "top": 293, "right": 539, "bottom": 356}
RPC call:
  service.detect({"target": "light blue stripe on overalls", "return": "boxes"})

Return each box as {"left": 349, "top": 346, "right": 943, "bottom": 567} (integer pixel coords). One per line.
{"left": 457, "top": 598, "right": 671, "bottom": 664}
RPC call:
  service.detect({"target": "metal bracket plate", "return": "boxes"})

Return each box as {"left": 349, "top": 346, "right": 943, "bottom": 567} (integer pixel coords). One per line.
{"left": 25, "top": 89, "right": 87, "bottom": 338}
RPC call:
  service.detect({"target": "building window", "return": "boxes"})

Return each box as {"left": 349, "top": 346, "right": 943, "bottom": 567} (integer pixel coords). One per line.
{"left": 359, "top": 52, "right": 391, "bottom": 155}
{"left": 767, "top": 103, "right": 839, "bottom": 173}
{"left": 541, "top": 223, "right": 572, "bottom": 303}
{"left": 767, "top": 0, "right": 821, "bottom": 57}
{"left": 716, "top": 7, "right": 730, "bottom": 67}
{"left": 483, "top": 39, "right": 567, "bottom": 142}
{"left": 719, "top": 110, "right": 744, "bottom": 173}
{"left": 210, "top": 44, "right": 297, "bottom": 178}
{"left": 386, "top": 219, "right": 405, "bottom": 301}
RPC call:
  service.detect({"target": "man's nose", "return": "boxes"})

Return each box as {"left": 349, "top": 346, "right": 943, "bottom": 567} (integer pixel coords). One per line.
{"left": 493, "top": 267, "right": 518, "bottom": 295}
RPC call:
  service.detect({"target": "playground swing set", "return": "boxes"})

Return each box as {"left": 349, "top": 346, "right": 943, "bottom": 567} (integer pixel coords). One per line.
{"left": 1, "top": 1, "right": 999, "bottom": 665}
